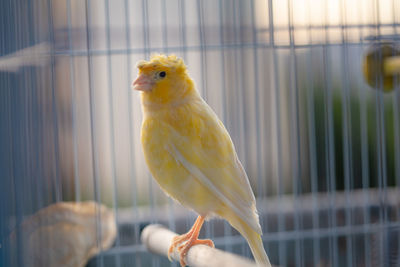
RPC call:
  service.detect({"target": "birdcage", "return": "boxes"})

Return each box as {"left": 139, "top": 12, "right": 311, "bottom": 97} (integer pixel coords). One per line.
{"left": 1, "top": 0, "right": 400, "bottom": 266}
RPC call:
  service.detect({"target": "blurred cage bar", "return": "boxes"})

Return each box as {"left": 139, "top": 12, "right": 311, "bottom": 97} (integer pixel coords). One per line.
{"left": 1, "top": 0, "right": 400, "bottom": 266}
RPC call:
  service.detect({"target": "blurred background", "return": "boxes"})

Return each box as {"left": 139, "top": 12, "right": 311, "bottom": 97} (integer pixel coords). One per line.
{"left": 1, "top": 0, "right": 399, "bottom": 266}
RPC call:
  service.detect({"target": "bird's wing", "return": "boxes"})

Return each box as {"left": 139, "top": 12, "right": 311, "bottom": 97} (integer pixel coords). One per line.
{"left": 164, "top": 104, "right": 261, "bottom": 234}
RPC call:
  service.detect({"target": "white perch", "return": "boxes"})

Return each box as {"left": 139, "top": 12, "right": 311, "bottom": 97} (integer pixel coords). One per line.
{"left": 141, "top": 224, "right": 257, "bottom": 267}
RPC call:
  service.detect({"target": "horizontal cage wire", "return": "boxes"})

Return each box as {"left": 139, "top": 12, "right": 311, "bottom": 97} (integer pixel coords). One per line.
{"left": 1, "top": 0, "right": 400, "bottom": 267}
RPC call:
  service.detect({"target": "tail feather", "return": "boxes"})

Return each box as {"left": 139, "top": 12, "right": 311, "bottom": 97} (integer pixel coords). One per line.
{"left": 228, "top": 215, "right": 271, "bottom": 267}
{"left": 245, "top": 229, "right": 271, "bottom": 266}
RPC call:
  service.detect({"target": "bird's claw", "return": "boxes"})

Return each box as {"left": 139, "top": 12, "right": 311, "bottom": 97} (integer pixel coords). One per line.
{"left": 177, "top": 239, "right": 214, "bottom": 252}
{"left": 168, "top": 234, "right": 190, "bottom": 262}
{"left": 168, "top": 236, "right": 215, "bottom": 266}
{"left": 177, "top": 239, "right": 215, "bottom": 266}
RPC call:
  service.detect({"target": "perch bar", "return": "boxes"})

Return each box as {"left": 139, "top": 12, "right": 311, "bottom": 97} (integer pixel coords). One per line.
{"left": 141, "top": 224, "right": 257, "bottom": 267}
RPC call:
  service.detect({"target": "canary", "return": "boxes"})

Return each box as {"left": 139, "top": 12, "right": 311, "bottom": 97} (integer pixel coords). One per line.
{"left": 133, "top": 54, "right": 271, "bottom": 267}
{"left": 363, "top": 42, "right": 400, "bottom": 92}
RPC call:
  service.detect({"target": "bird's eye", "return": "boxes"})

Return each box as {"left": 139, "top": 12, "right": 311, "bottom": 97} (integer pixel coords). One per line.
{"left": 159, "top": 71, "right": 166, "bottom": 78}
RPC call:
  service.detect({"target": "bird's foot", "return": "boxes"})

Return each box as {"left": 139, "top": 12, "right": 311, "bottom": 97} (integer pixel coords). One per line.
{"left": 168, "top": 233, "right": 214, "bottom": 266}
{"left": 177, "top": 238, "right": 214, "bottom": 266}
{"left": 167, "top": 216, "right": 214, "bottom": 266}
{"left": 168, "top": 232, "right": 192, "bottom": 261}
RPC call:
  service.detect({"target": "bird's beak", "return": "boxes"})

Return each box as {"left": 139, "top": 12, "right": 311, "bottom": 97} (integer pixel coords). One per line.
{"left": 133, "top": 73, "right": 154, "bottom": 91}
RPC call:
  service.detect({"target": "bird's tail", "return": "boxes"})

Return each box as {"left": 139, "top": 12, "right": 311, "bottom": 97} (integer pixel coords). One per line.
{"left": 230, "top": 216, "right": 271, "bottom": 267}
{"left": 243, "top": 226, "right": 271, "bottom": 266}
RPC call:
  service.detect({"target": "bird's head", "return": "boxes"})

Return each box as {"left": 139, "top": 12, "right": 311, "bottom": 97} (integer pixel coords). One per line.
{"left": 133, "top": 54, "right": 194, "bottom": 105}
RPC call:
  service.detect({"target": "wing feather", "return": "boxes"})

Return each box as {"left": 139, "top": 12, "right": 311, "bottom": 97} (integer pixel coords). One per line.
{"left": 162, "top": 103, "right": 261, "bottom": 234}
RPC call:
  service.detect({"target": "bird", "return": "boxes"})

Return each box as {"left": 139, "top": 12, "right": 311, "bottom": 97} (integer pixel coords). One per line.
{"left": 133, "top": 54, "right": 271, "bottom": 267}
{"left": 8, "top": 202, "right": 116, "bottom": 267}
{"left": 362, "top": 42, "right": 400, "bottom": 92}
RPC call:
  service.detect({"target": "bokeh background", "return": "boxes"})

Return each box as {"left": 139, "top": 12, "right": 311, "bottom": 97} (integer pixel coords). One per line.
{"left": 1, "top": 0, "right": 399, "bottom": 266}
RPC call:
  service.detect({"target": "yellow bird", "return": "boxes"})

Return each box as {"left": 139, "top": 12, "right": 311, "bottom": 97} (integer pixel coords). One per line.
{"left": 133, "top": 54, "right": 271, "bottom": 267}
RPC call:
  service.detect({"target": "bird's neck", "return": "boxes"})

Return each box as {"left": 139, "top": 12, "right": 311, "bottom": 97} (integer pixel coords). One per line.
{"left": 141, "top": 79, "right": 200, "bottom": 112}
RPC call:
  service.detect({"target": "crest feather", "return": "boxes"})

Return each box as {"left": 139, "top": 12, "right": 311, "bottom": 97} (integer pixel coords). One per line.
{"left": 136, "top": 54, "right": 186, "bottom": 73}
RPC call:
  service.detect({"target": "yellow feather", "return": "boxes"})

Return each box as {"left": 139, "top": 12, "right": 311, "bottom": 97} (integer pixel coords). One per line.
{"left": 137, "top": 54, "right": 271, "bottom": 266}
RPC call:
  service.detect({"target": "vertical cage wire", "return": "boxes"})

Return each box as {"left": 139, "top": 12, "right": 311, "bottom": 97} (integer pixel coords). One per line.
{"left": 85, "top": 1, "right": 105, "bottom": 267}
{"left": 374, "top": 0, "right": 386, "bottom": 266}
{"left": 357, "top": 2, "right": 372, "bottom": 266}
{"left": 339, "top": 1, "right": 353, "bottom": 266}
{"left": 288, "top": 0, "right": 305, "bottom": 265}
{"left": 394, "top": 1, "right": 400, "bottom": 265}
{"left": 304, "top": 0, "right": 321, "bottom": 264}
{"left": 268, "top": 0, "right": 287, "bottom": 265}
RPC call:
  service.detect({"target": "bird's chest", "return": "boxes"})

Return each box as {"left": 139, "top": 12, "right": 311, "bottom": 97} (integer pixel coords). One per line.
{"left": 141, "top": 116, "right": 211, "bottom": 206}
{"left": 141, "top": 114, "right": 200, "bottom": 177}
{"left": 141, "top": 111, "right": 203, "bottom": 150}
